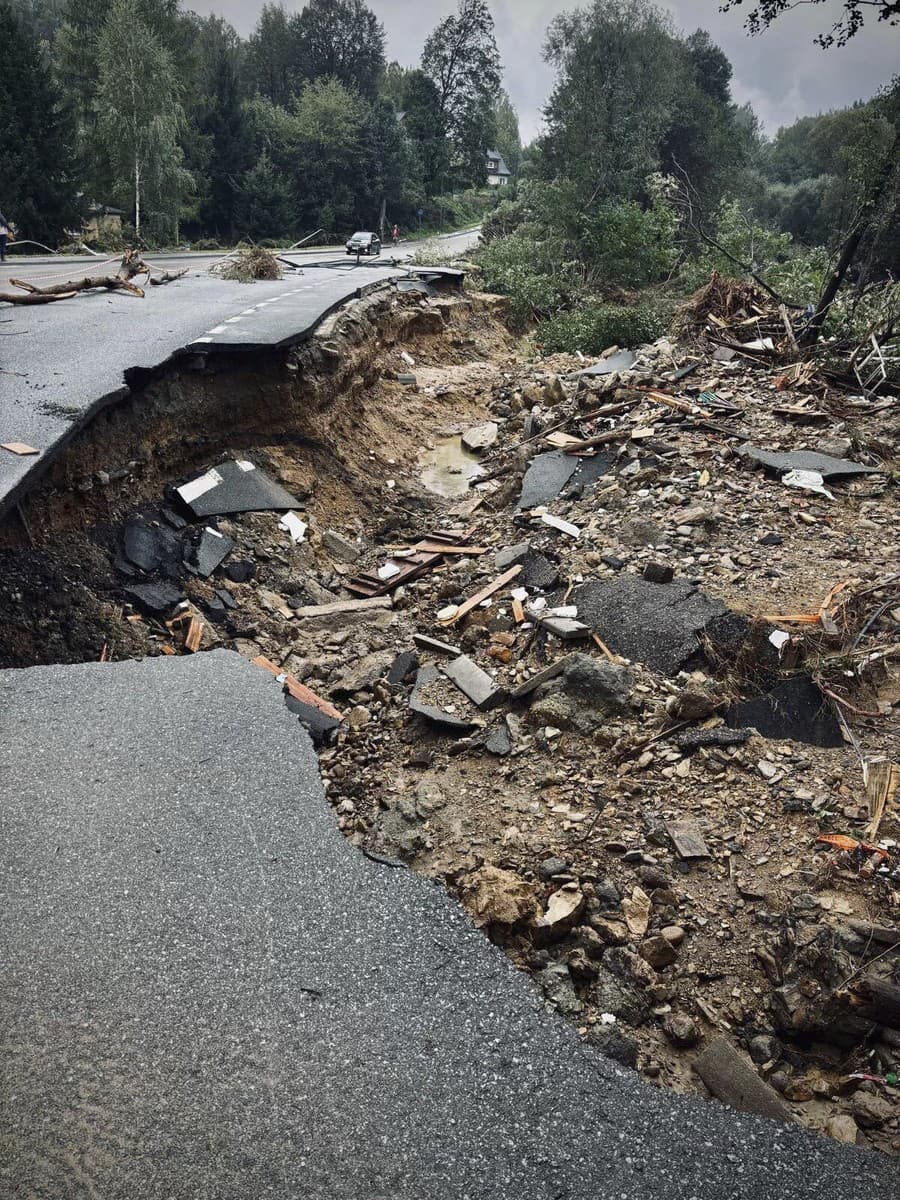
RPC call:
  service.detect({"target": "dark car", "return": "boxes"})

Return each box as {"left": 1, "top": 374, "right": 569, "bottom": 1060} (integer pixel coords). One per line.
{"left": 346, "top": 231, "right": 381, "bottom": 256}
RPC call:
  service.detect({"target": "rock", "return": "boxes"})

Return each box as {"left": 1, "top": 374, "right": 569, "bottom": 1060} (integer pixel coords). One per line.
{"left": 586, "top": 1022, "right": 640, "bottom": 1068}
{"left": 460, "top": 865, "right": 540, "bottom": 929}
{"left": 543, "top": 375, "right": 567, "bottom": 406}
{"left": 825, "top": 1114, "right": 859, "bottom": 1145}
{"left": 666, "top": 682, "right": 724, "bottom": 722}
{"left": 661, "top": 1011, "right": 700, "bottom": 1048}
{"left": 534, "top": 882, "right": 585, "bottom": 944}
{"left": 379, "top": 800, "right": 427, "bottom": 858}
{"left": 850, "top": 1089, "right": 894, "bottom": 1128}
{"left": 660, "top": 925, "right": 685, "bottom": 947}
{"left": 332, "top": 651, "right": 395, "bottom": 698}
{"left": 346, "top": 705, "right": 372, "bottom": 729}
{"left": 643, "top": 562, "right": 674, "bottom": 584}
{"left": 594, "top": 878, "right": 621, "bottom": 908}
{"left": 538, "top": 855, "right": 569, "bottom": 881}
{"left": 322, "top": 529, "right": 362, "bottom": 563}
{"left": 484, "top": 723, "right": 512, "bottom": 756}
{"left": 622, "top": 887, "right": 652, "bottom": 937}
{"left": 637, "top": 866, "right": 673, "bottom": 890}
{"left": 558, "top": 655, "right": 633, "bottom": 709}
{"left": 748, "top": 1035, "right": 782, "bottom": 1065}
{"left": 619, "top": 517, "right": 663, "bottom": 547}
{"left": 640, "top": 935, "right": 678, "bottom": 969}
{"left": 461, "top": 422, "right": 499, "bottom": 453}
{"left": 589, "top": 917, "right": 629, "bottom": 946}
{"left": 593, "top": 966, "right": 649, "bottom": 1027}
{"left": 537, "top": 962, "right": 583, "bottom": 1016}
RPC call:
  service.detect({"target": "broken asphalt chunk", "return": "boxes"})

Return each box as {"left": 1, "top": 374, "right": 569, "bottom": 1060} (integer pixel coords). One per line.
{"left": 122, "top": 519, "right": 170, "bottom": 573}
{"left": 184, "top": 526, "right": 234, "bottom": 577}
{"left": 517, "top": 450, "right": 578, "bottom": 510}
{"left": 409, "top": 665, "right": 481, "bottom": 735}
{"left": 284, "top": 694, "right": 341, "bottom": 748}
{"left": 726, "top": 674, "right": 842, "bottom": 748}
{"left": 484, "top": 723, "right": 512, "bottom": 756}
{"left": 441, "top": 655, "right": 507, "bottom": 711}
{"left": 124, "top": 580, "right": 186, "bottom": 617}
{"left": 412, "top": 632, "right": 460, "bottom": 657}
{"left": 737, "top": 444, "right": 880, "bottom": 482}
{"left": 569, "top": 578, "right": 728, "bottom": 675}
{"left": 175, "top": 460, "right": 301, "bottom": 518}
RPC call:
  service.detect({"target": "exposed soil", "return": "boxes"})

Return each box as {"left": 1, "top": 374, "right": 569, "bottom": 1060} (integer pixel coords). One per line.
{"left": 2, "top": 278, "right": 899, "bottom": 1154}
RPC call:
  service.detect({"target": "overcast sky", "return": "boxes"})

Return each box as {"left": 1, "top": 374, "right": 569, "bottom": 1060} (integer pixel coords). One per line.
{"left": 193, "top": 0, "right": 899, "bottom": 141}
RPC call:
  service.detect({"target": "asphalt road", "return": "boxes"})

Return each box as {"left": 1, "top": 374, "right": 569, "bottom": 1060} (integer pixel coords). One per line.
{"left": 0, "top": 649, "right": 894, "bottom": 1200}
{"left": 0, "top": 230, "right": 476, "bottom": 517}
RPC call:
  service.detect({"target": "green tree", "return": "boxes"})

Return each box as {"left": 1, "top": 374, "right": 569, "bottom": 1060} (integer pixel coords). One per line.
{"left": 95, "top": 0, "right": 192, "bottom": 239}
{"left": 246, "top": 3, "right": 300, "bottom": 108}
{"left": 0, "top": 0, "right": 79, "bottom": 244}
{"left": 401, "top": 69, "right": 448, "bottom": 194}
{"left": 540, "top": 0, "right": 680, "bottom": 201}
{"left": 422, "top": 0, "right": 501, "bottom": 187}
{"left": 295, "top": 0, "right": 386, "bottom": 98}
{"left": 187, "top": 15, "right": 248, "bottom": 240}
{"left": 235, "top": 148, "right": 294, "bottom": 238}
{"left": 492, "top": 90, "right": 522, "bottom": 179}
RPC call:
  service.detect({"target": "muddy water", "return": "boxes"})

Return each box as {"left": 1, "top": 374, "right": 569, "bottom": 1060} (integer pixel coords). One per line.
{"left": 419, "top": 436, "right": 484, "bottom": 499}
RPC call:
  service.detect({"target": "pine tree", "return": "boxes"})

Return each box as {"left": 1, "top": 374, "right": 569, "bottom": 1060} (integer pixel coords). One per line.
{"left": 0, "top": 1, "right": 80, "bottom": 244}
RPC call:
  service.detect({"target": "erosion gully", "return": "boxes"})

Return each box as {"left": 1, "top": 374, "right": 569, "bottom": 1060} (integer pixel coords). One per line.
{"left": 1, "top": 279, "right": 898, "bottom": 1155}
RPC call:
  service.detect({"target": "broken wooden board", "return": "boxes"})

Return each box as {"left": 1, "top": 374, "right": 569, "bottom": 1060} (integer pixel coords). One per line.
{"left": 251, "top": 654, "right": 343, "bottom": 721}
{"left": 439, "top": 564, "right": 523, "bottom": 626}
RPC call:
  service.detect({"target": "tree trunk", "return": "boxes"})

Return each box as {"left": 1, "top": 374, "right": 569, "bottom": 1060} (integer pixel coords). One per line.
{"left": 134, "top": 156, "right": 141, "bottom": 239}
{"left": 798, "top": 223, "right": 865, "bottom": 347}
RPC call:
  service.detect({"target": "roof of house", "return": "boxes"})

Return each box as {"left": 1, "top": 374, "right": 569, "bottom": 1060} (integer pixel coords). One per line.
{"left": 485, "top": 150, "right": 511, "bottom": 176}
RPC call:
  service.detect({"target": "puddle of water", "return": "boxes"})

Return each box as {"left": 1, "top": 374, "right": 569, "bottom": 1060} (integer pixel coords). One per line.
{"left": 419, "top": 436, "right": 485, "bottom": 499}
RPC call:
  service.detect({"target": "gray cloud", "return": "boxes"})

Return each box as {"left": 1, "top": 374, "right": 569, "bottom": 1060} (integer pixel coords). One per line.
{"left": 193, "top": 0, "right": 898, "bottom": 141}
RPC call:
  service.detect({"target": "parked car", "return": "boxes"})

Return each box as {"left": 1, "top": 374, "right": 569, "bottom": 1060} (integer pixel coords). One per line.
{"left": 346, "top": 231, "right": 381, "bottom": 256}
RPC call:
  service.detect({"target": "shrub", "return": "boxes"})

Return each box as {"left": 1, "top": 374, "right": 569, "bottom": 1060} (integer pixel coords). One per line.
{"left": 476, "top": 232, "right": 581, "bottom": 328}
{"left": 536, "top": 302, "right": 670, "bottom": 355}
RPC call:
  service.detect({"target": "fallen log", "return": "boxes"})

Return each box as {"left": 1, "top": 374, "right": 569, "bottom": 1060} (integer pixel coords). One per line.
{"left": 0, "top": 250, "right": 150, "bottom": 306}
{"left": 149, "top": 267, "right": 189, "bottom": 286}
{"left": 844, "top": 975, "right": 900, "bottom": 1031}
{"left": 0, "top": 289, "right": 77, "bottom": 306}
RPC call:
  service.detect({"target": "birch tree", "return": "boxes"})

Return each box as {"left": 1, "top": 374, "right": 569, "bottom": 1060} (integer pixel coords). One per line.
{"left": 96, "top": 0, "right": 191, "bottom": 239}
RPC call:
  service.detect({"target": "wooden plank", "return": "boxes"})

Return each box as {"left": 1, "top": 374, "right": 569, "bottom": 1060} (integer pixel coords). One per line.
{"left": 283, "top": 675, "right": 343, "bottom": 721}
{"left": 439, "top": 564, "right": 523, "bottom": 625}
{"left": 184, "top": 617, "right": 203, "bottom": 653}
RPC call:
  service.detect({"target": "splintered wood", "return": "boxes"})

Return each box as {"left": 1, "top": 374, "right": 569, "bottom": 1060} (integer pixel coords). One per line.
{"left": 439, "top": 564, "right": 523, "bottom": 626}
{"left": 251, "top": 654, "right": 343, "bottom": 720}
{"left": 865, "top": 759, "right": 900, "bottom": 841}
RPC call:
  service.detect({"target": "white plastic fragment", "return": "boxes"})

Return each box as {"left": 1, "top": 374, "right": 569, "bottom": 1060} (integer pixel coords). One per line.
{"left": 769, "top": 629, "right": 791, "bottom": 653}
{"left": 510, "top": 586, "right": 529, "bottom": 602}
{"left": 278, "top": 511, "right": 308, "bottom": 543}
{"left": 781, "top": 469, "right": 834, "bottom": 500}
{"left": 437, "top": 604, "right": 459, "bottom": 621}
{"left": 378, "top": 562, "right": 401, "bottom": 581}
{"left": 236, "top": 460, "right": 256, "bottom": 472}
{"left": 541, "top": 513, "right": 581, "bottom": 538}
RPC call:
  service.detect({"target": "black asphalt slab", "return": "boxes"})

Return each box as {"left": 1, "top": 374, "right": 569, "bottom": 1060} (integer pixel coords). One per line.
{"left": 0, "top": 650, "right": 894, "bottom": 1199}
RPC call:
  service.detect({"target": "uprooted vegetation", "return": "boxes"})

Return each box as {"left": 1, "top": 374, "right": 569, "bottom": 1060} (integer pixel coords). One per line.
{"left": 2, "top": 275, "right": 899, "bottom": 1154}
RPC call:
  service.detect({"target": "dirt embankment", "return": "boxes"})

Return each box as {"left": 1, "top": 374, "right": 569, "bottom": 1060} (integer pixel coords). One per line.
{"left": 2, "top": 278, "right": 899, "bottom": 1155}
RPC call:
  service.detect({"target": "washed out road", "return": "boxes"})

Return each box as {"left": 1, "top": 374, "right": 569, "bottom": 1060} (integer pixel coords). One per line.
{"left": 0, "top": 650, "right": 894, "bottom": 1200}
{"left": 0, "top": 230, "right": 476, "bottom": 517}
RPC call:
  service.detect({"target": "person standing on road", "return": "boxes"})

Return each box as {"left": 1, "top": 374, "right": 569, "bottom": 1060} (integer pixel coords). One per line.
{"left": 0, "top": 209, "right": 9, "bottom": 262}
{"left": 391, "top": 223, "right": 400, "bottom": 246}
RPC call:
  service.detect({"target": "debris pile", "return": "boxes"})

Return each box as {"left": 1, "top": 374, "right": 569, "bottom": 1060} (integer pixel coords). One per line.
{"left": 211, "top": 244, "right": 282, "bottom": 283}
{"left": 2, "top": 282, "right": 899, "bottom": 1151}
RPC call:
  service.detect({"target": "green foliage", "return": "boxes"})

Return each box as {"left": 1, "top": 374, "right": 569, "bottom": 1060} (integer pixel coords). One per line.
{"left": 492, "top": 90, "right": 522, "bottom": 179}
{"left": 477, "top": 231, "right": 581, "bottom": 327}
{"left": 96, "top": 0, "right": 193, "bottom": 238}
{"left": 0, "top": 0, "right": 80, "bottom": 243}
{"left": 480, "top": 197, "right": 528, "bottom": 243}
{"left": 422, "top": 0, "right": 501, "bottom": 188}
{"left": 294, "top": 0, "right": 385, "bottom": 98}
{"left": 536, "top": 302, "right": 669, "bottom": 355}
{"left": 579, "top": 195, "right": 679, "bottom": 287}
